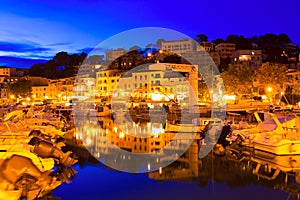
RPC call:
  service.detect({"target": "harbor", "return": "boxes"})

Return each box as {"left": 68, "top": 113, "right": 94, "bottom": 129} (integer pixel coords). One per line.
{"left": 1, "top": 99, "right": 300, "bottom": 199}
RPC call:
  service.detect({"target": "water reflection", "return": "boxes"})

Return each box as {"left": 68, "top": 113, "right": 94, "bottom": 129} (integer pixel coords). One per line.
{"left": 64, "top": 117, "right": 300, "bottom": 199}
{"left": 8, "top": 116, "right": 300, "bottom": 199}
{"left": 148, "top": 142, "right": 300, "bottom": 199}
{"left": 74, "top": 117, "right": 194, "bottom": 172}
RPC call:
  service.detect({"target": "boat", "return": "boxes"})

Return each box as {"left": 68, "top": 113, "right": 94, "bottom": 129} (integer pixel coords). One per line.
{"left": 165, "top": 117, "right": 223, "bottom": 133}
{"left": 231, "top": 112, "right": 300, "bottom": 155}
{"left": 0, "top": 152, "right": 76, "bottom": 200}
{"left": 230, "top": 112, "right": 295, "bottom": 145}
{"left": 252, "top": 131, "right": 300, "bottom": 155}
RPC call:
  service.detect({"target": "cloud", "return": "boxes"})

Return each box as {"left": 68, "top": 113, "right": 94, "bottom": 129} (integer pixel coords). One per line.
{"left": 47, "top": 42, "right": 72, "bottom": 46}
{"left": 0, "top": 41, "right": 51, "bottom": 53}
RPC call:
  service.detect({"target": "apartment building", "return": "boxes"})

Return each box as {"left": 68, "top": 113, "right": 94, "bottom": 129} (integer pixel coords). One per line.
{"left": 232, "top": 49, "right": 262, "bottom": 66}
{"left": 215, "top": 43, "right": 236, "bottom": 58}
{"left": 161, "top": 39, "right": 196, "bottom": 54}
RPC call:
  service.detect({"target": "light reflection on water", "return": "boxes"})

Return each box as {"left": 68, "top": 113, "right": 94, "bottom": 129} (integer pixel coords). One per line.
{"left": 51, "top": 117, "right": 300, "bottom": 199}
{"left": 73, "top": 117, "right": 194, "bottom": 173}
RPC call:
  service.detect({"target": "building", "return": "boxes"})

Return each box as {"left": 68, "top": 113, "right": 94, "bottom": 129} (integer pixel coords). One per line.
{"left": 199, "top": 42, "right": 214, "bottom": 52}
{"left": 180, "top": 51, "right": 221, "bottom": 67}
{"left": 47, "top": 77, "right": 75, "bottom": 103}
{"left": 161, "top": 39, "right": 196, "bottom": 54}
{"left": 215, "top": 43, "right": 236, "bottom": 59}
{"left": 0, "top": 67, "right": 16, "bottom": 76}
{"left": 76, "top": 63, "right": 96, "bottom": 76}
{"left": 96, "top": 69, "right": 123, "bottom": 97}
{"left": 107, "top": 51, "right": 144, "bottom": 70}
{"left": 115, "top": 63, "right": 197, "bottom": 104}
{"left": 73, "top": 74, "right": 96, "bottom": 101}
{"left": 0, "top": 85, "right": 8, "bottom": 104}
{"left": 232, "top": 49, "right": 262, "bottom": 66}
{"left": 28, "top": 76, "right": 49, "bottom": 101}
{"left": 117, "top": 66, "right": 165, "bottom": 100}
{"left": 105, "top": 48, "right": 128, "bottom": 61}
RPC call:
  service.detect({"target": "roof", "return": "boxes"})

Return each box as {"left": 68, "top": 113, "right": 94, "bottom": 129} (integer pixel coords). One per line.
{"left": 163, "top": 70, "right": 183, "bottom": 79}
{"left": 121, "top": 64, "right": 160, "bottom": 78}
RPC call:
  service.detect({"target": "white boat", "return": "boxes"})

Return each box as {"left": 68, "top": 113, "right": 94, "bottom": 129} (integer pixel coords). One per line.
{"left": 231, "top": 112, "right": 295, "bottom": 145}
{"left": 252, "top": 132, "right": 300, "bottom": 155}
{"left": 232, "top": 112, "right": 300, "bottom": 155}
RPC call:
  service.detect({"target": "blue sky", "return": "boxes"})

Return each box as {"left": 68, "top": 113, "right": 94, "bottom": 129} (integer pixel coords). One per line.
{"left": 0, "top": 0, "right": 300, "bottom": 67}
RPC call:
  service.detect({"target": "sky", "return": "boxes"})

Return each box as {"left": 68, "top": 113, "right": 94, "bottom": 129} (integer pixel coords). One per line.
{"left": 0, "top": 0, "right": 300, "bottom": 68}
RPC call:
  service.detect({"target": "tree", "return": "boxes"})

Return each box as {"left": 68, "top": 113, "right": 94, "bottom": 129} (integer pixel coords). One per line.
{"left": 221, "top": 64, "right": 253, "bottom": 95}
{"left": 212, "top": 38, "right": 225, "bottom": 45}
{"left": 162, "top": 54, "right": 182, "bottom": 64}
{"left": 196, "top": 34, "right": 208, "bottom": 43}
{"left": 252, "top": 63, "right": 287, "bottom": 94}
{"left": 256, "top": 33, "right": 293, "bottom": 62}
{"left": 129, "top": 45, "right": 140, "bottom": 51}
{"left": 226, "top": 34, "right": 252, "bottom": 49}
{"left": 29, "top": 51, "right": 87, "bottom": 78}
{"left": 9, "top": 79, "right": 32, "bottom": 98}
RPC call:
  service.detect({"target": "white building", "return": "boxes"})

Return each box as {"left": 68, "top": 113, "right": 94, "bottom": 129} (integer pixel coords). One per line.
{"left": 105, "top": 48, "right": 128, "bottom": 61}
{"left": 232, "top": 49, "right": 262, "bottom": 66}
{"left": 161, "top": 40, "right": 196, "bottom": 54}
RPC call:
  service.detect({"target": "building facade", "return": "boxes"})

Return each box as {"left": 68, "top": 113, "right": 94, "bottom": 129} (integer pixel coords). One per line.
{"left": 161, "top": 40, "right": 196, "bottom": 54}
{"left": 105, "top": 48, "right": 128, "bottom": 61}
{"left": 232, "top": 49, "right": 262, "bottom": 66}
{"left": 215, "top": 43, "right": 236, "bottom": 59}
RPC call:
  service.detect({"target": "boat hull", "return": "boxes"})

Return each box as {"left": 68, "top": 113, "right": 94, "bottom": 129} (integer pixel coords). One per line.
{"left": 253, "top": 139, "right": 300, "bottom": 155}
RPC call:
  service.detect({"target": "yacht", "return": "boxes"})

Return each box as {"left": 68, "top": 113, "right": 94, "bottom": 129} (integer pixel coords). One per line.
{"left": 231, "top": 112, "right": 300, "bottom": 155}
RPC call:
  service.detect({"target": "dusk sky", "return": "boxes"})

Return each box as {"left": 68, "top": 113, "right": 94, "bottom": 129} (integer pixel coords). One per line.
{"left": 1, "top": 0, "right": 299, "bottom": 68}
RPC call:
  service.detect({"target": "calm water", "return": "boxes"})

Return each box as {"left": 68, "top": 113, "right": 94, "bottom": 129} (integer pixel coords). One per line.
{"left": 52, "top": 155, "right": 296, "bottom": 200}
{"left": 51, "top": 117, "right": 300, "bottom": 200}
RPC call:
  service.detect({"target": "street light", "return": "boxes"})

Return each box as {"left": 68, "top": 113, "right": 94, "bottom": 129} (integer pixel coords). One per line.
{"left": 267, "top": 87, "right": 273, "bottom": 93}
{"left": 266, "top": 86, "right": 273, "bottom": 102}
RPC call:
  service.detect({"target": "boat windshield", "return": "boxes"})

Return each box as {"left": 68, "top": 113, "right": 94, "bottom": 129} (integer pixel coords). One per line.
{"left": 257, "top": 116, "right": 294, "bottom": 132}
{"left": 277, "top": 116, "right": 294, "bottom": 124}
{"left": 258, "top": 119, "right": 277, "bottom": 132}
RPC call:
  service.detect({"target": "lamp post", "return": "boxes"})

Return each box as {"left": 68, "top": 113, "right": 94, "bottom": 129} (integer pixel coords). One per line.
{"left": 266, "top": 86, "right": 273, "bottom": 102}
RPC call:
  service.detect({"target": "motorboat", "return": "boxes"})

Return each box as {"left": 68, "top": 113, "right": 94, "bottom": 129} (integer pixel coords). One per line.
{"left": 230, "top": 112, "right": 295, "bottom": 145}
{"left": 231, "top": 112, "right": 300, "bottom": 155}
